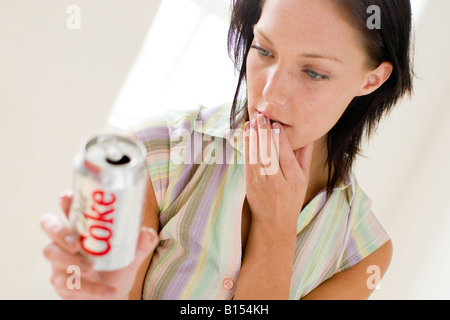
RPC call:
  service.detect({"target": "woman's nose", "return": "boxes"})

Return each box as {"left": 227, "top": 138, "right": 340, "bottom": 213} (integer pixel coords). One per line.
{"left": 262, "top": 64, "right": 292, "bottom": 107}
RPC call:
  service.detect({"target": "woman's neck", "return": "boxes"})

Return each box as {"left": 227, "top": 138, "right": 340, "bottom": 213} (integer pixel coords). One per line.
{"left": 302, "top": 135, "right": 329, "bottom": 207}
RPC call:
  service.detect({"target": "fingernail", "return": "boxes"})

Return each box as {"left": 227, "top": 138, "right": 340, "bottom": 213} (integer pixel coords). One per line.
{"left": 64, "top": 234, "right": 76, "bottom": 247}
{"left": 42, "top": 214, "right": 61, "bottom": 232}
{"left": 258, "top": 114, "right": 267, "bottom": 126}
{"left": 251, "top": 119, "right": 257, "bottom": 129}
{"left": 59, "top": 190, "right": 73, "bottom": 199}
{"left": 272, "top": 123, "right": 281, "bottom": 135}
{"left": 40, "top": 213, "right": 52, "bottom": 225}
{"left": 143, "top": 227, "right": 157, "bottom": 242}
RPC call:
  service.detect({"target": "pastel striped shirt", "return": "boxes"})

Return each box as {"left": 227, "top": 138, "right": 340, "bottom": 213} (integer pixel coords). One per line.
{"left": 132, "top": 103, "right": 390, "bottom": 300}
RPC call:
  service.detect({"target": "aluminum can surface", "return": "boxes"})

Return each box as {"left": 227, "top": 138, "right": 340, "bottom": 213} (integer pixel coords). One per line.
{"left": 68, "top": 134, "right": 148, "bottom": 271}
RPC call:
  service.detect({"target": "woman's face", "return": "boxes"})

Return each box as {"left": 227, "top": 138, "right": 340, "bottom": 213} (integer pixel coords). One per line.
{"left": 246, "top": 0, "right": 389, "bottom": 151}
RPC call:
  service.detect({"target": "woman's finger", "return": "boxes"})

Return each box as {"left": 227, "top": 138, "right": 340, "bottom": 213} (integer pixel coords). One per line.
{"left": 128, "top": 227, "right": 159, "bottom": 274}
{"left": 249, "top": 119, "right": 259, "bottom": 169}
{"left": 257, "top": 114, "right": 280, "bottom": 177}
{"left": 246, "top": 119, "right": 263, "bottom": 180}
{"left": 50, "top": 268, "right": 115, "bottom": 300}
{"left": 40, "top": 213, "right": 80, "bottom": 254}
{"left": 244, "top": 121, "right": 254, "bottom": 184}
{"left": 59, "top": 190, "right": 73, "bottom": 218}
{"left": 294, "top": 143, "right": 314, "bottom": 182}
{"left": 274, "top": 122, "right": 313, "bottom": 183}
{"left": 43, "top": 242, "right": 93, "bottom": 273}
{"left": 272, "top": 122, "right": 300, "bottom": 180}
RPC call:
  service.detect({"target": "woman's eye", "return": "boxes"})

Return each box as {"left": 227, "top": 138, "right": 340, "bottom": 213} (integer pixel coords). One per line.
{"left": 304, "top": 69, "right": 329, "bottom": 81}
{"left": 251, "top": 45, "right": 272, "bottom": 58}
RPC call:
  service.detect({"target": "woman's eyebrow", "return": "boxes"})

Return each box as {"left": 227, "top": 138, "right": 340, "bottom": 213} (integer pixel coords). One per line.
{"left": 254, "top": 26, "right": 343, "bottom": 64}
{"left": 301, "top": 53, "right": 343, "bottom": 64}
{"left": 253, "top": 26, "right": 274, "bottom": 45}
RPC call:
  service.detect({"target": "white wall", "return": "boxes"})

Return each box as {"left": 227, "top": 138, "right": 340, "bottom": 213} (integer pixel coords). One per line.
{"left": 1, "top": 0, "right": 448, "bottom": 300}
{"left": 355, "top": 0, "right": 450, "bottom": 299}
{"left": 107, "top": 0, "right": 236, "bottom": 129}
{"left": 0, "top": 0, "right": 161, "bottom": 299}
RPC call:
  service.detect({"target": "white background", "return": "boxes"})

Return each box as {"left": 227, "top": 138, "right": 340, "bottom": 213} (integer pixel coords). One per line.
{"left": 0, "top": 0, "right": 448, "bottom": 299}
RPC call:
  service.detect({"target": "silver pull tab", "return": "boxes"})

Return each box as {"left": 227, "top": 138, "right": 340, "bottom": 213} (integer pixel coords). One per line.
{"left": 99, "top": 136, "right": 131, "bottom": 165}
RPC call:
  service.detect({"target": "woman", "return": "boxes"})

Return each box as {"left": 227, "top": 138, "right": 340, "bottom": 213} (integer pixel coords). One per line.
{"left": 41, "top": 0, "right": 413, "bottom": 299}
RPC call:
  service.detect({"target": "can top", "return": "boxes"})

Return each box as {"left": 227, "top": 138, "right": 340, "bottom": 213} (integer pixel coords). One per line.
{"left": 84, "top": 134, "right": 146, "bottom": 170}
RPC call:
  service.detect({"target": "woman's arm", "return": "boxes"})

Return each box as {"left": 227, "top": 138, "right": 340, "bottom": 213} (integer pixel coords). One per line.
{"left": 235, "top": 237, "right": 392, "bottom": 300}
{"left": 234, "top": 116, "right": 313, "bottom": 299}
{"left": 128, "top": 174, "right": 160, "bottom": 299}
{"left": 234, "top": 224, "right": 297, "bottom": 300}
{"left": 126, "top": 130, "right": 160, "bottom": 300}
{"left": 302, "top": 240, "right": 393, "bottom": 300}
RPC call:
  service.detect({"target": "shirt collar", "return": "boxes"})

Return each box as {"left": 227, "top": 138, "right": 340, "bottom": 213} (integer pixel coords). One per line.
{"left": 193, "top": 103, "right": 245, "bottom": 155}
{"left": 297, "top": 173, "right": 354, "bottom": 234}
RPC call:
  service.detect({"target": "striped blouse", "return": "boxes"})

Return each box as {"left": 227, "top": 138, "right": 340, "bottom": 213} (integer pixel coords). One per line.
{"left": 132, "top": 103, "right": 390, "bottom": 300}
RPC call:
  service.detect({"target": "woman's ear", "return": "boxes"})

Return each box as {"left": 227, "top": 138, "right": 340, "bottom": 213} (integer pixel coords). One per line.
{"left": 357, "top": 61, "right": 393, "bottom": 96}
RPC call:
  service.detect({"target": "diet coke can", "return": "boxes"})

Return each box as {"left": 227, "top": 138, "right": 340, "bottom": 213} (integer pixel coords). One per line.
{"left": 68, "top": 134, "right": 148, "bottom": 271}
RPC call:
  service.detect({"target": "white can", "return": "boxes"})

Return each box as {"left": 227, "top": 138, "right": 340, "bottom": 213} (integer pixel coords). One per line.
{"left": 68, "top": 134, "right": 148, "bottom": 271}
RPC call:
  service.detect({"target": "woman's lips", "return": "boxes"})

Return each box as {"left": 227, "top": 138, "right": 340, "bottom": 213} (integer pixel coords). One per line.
{"left": 270, "top": 119, "right": 290, "bottom": 129}
{"left": 257, "top": 111, "right": 291, "bottom": 128}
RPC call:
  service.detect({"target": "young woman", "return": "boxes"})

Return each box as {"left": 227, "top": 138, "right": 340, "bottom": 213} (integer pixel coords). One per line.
{"left": 41, "top": 0, "right": 414, "bottom": 300}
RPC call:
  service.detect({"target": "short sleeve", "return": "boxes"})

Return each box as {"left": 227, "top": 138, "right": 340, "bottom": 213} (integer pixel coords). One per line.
{"left": 132, "top": 117, "right": 172, "bottom": 212}
{"left": 131, "top": 108, "right": 200, "bottom": 212}
{"left": 338, "top": 210, "right": 390, "bottom": 272}
{"left": 336, "top": 179, "right": 391, "bottom": 273}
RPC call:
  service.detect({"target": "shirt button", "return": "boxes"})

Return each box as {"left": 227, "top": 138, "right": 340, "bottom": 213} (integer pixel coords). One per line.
{"left": 223, "top": 278, "right": 235, "bottom": 290}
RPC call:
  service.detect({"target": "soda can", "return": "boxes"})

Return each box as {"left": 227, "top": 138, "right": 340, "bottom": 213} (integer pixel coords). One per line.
{"left": 68, "top": 134, "right": 148, "bottom": 271}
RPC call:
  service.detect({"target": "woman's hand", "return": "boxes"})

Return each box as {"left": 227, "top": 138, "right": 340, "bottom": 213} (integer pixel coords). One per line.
{"left": 234, "top": 114, "right": 314, "bottom": 299}
{"left": 40, "top": 192, "right": 159, "bottom": 300}
{"left": 244, "top": 114, "right": 314, "bottom": 237}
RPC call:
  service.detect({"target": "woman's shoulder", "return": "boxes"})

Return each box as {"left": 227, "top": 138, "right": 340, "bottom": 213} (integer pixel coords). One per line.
{"left": 347, "top": 173, "right": 375, "bottom": 219}
{"left": 131, "top": 102, "right": 232, "bottom": 134}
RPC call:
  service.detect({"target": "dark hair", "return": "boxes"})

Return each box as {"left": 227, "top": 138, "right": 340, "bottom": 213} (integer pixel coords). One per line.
{"left": 227, "top": 0, "right": 414, "bottom": 194}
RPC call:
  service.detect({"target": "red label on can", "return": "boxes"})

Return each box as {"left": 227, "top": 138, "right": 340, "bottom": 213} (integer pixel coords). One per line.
{"left": 80, "top": 190, "right": 116, "bottom": 256}
{"left": 83, "top": 159, "right": 101, "bottom": 175}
